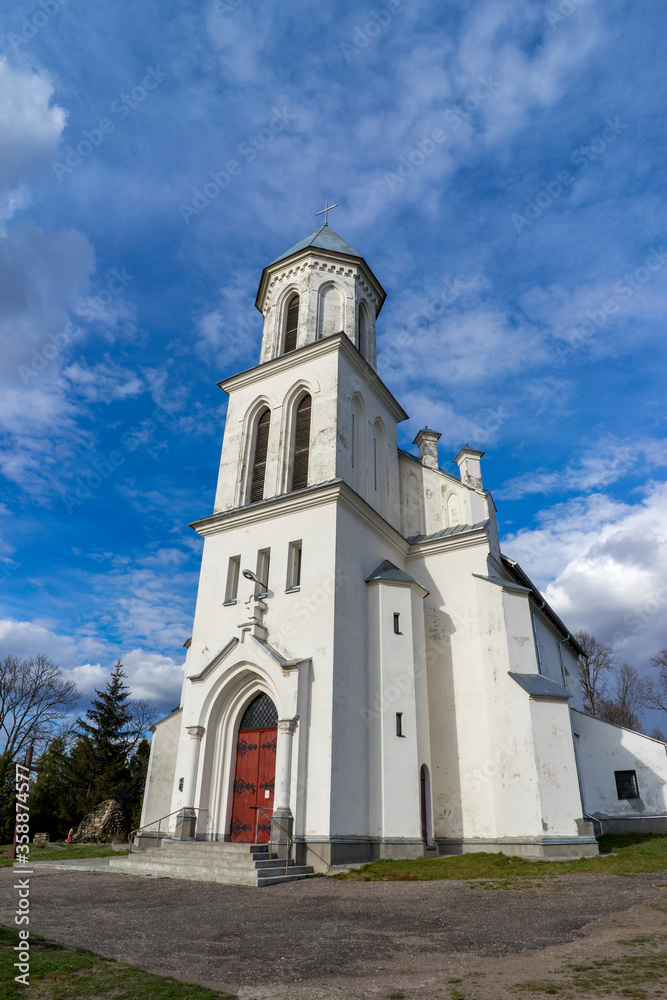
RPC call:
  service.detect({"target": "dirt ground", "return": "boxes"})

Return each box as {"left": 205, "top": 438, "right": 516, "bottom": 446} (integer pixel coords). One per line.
{"left": 1, "top": 867, "right": 666, "bottom": 999}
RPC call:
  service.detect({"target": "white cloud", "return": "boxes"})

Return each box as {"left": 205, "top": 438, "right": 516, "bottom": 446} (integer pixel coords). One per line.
{"left": 0, "top": 617, "right": 186, "bottom": 707}
{"left": 498, "top": 435, "right": 667, "bottom": 499}
{"left": 502, "top": 483, "right": 667, "bottom": 667}
{"left": 0, "top": 59, "right": 66, "bottom": 220}
{"left": 62, "top": 359, "right": 144, "bottom": 403}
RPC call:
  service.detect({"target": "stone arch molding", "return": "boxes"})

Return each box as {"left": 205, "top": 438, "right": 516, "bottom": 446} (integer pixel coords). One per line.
{"left": 237, "top": 394, "right": 279, "bottom": 506}
{"left": 196, "top": 659, "right": 284, "bottom": 841}
{"left": 275, "top": 283, "right": 302, "bottom": 356}
{"left": 277, "top": 376, "right": 320, "bottom": 494}
{"left": 316, "top": 280, "right": 345, "bottom": 339}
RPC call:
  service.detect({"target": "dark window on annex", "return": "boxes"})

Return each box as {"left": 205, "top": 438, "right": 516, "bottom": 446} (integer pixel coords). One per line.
{"left": 614, "top": 770, "right": 639, "bottom": 800}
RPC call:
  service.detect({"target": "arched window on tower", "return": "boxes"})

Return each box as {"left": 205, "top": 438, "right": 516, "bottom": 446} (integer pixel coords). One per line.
{"left": 358, "top": 302, "right": 370, "bottom": 358}
{"left": 283, "top": 294, "right": 299, "bottom": 354}
{"left": 291, "top": 395, "right": 312, "bottom": 491}
{"left": 249, "top": 408, "right": 271, "bottom": 503}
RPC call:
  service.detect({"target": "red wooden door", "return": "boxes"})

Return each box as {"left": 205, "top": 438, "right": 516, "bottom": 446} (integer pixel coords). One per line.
{"left": 230, "top": 727, "right": 276, "bottom": 842}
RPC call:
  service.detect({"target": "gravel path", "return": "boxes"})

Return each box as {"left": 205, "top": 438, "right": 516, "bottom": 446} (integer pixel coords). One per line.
{"left": 1, "top": 867, "right": 666, "bottom": 998}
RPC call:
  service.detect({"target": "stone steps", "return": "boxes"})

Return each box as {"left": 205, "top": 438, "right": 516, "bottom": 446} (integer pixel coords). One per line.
{"left": 108, "top": 841, "right": 314, "bottom": 887}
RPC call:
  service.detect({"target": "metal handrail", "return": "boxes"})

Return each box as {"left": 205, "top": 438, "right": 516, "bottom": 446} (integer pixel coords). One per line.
{"left": 127, "top": 807, "right": 209, "bottom": 853}
{"left": 253, "top": 806, "right": 291, "bottom": 876}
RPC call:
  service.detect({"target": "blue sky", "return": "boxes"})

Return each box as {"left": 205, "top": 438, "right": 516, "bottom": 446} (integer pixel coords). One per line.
{"left": 1, "top": 0, "right": 666, "bottom": 724}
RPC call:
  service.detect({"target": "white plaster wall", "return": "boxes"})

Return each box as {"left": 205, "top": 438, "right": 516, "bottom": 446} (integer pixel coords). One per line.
{"left": 174, "top": 497, "right": 339, "bottom": 840}
{"left": 398, "top": 454, "right": 489, "bottom": 538}
{"left": 257, "top": 250, "right": 381, "bottom": 368}
{"left": 140, "top": 709, "right": 182, "bottom": 829}
{"left": 530, "top": 698, "right": 583, "bottom": 836}
{"left": 329, "top": 502, "right": 407, "bottom": 839}
{"left": 366, "top": 579, "right": 426, "bottom": 841}
{"left": 407, "top": 536, "right": 498, "bottom": 840}
{"left": 534, "top": 617, "right": 583, "bottom": 711}
{"left": 573, "top": 709, "right": 667, "bottom": 818}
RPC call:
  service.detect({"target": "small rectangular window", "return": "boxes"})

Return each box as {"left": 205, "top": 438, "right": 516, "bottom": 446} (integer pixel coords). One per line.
{"left": 393, "top": 613, "right": 401, "bottom": 634}
{"left": 396, "top": 713, "right": 404, "bottom": 737}
{"left": 286, "top": 541, "right": 302, "bottom": 591}
{"left": 224, "top": 555, "right": 241, "bottom": 603}
{"left": 615, "top": 770, "right": 639, "bottom": 799}
{"left": 256, "top": 548, "right": 270, "bottom": 597}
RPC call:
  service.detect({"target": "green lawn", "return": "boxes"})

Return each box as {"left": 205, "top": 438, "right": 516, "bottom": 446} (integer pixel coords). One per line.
{"left": 338, "top": 833, "right": 667, "bottom": 881}
{"left": 0, "top": 925, "right": 236, "bottom": 1000}
{"left": 0, "top": 842, "right": 128, "bottom": 868}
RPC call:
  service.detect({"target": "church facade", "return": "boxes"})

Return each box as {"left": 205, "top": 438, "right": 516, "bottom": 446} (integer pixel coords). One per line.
{"left": 141, "top": 225, "right": 667, "bottom": 869}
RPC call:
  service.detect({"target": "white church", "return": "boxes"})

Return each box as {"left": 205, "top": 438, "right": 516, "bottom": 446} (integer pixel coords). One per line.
{"left": 124, "top": 222, "right": 667, "bottom": 884}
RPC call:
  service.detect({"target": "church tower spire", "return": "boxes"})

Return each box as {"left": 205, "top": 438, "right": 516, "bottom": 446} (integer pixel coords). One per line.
{"left": 254, "top": 224, "right": 386, "bottom": 370}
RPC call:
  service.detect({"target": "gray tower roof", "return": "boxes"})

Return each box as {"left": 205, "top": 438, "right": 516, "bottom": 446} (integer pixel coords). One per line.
{"left": 270, "top": 224, "right": 362, "bottom": 265}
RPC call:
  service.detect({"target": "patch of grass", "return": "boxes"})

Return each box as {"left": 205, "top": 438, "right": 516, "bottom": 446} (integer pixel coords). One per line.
{"left": 337, "top": 834, "right": 667, "bottom": 882}
{"left": 513, "top": 933, "right": 667, "bottom": 997}
{"left": 0, "top": 842, "right": 128, "bottom": 867}
{"left": 0, "top": 924, "right": 236, "bottom": 999}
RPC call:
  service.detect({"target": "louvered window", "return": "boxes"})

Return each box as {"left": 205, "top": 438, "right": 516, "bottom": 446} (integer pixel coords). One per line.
{"left": 284, "top": 295, "right": 299, "bottom": 353}
{"left": 291, "top": 395, "right": 311, "bottom": 491}
{"left": 249, "top": 409, "right": 270, "bottom": 503}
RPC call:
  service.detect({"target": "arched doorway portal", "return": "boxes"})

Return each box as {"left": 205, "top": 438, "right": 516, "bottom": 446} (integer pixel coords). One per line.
{"left": 229, "top": 694, "right": 278, "bottom": 843}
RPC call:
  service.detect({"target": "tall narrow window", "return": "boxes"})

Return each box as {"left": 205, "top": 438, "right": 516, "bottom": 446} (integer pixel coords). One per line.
{"left": 373, "top": 437, "right": 378, "bottom": 490}
{"left": 351, "top": 412, "right": 355, "bottom": 469}
{"left": 256, "top": 548, "right": 270, "bottom": 597}
{"left": 393, "top": 613, "right": 401, "bottom": 634}
{"left": 249, "top": 408, "right": 270, "bottom": 503}
{"left": 396, "top": 713, "right": 404, "bottom": 737}
{"left": 286, "top": 540, "right": 302, "bottom": 590}
{"left": 291, "top": 395, "right": 312, "bottom": 491}
{"left": 224, "top": 555, "right": 241, "bottom": 603}
{"left": 284, "top": 294, "right": 299, "bottom": 353}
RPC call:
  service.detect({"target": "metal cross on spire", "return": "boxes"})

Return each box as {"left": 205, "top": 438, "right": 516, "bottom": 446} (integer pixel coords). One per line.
{"left": 315, "top": 201, "right": 338, "bottom": 226}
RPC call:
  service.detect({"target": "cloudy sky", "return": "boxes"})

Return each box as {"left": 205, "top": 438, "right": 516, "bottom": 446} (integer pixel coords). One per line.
{"left": 1, "top": 0, "right": 666, "bottom": 724}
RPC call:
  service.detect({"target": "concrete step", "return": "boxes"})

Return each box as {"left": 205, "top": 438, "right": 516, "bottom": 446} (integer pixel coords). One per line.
{"left": 124, "top": 851, "right": 283, "bottom": 873}
{"left": 157, "top": 840, "right": 271, "bottom": 854}
{"left": 109, "top": 842, "right": 314, "bottom": 887}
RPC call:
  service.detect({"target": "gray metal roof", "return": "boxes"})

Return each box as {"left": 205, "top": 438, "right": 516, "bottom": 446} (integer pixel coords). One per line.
{"left": 365, "top": 559, "right": 420, "bottom": 586}
{"left": 509, "top": 672, "right": 572, "bottom": 699}
{"left": 407, "top": 521, "right": 489, "bottom": 545}
{"left": 270, "top": 224, "right": 362, "bottom": 264}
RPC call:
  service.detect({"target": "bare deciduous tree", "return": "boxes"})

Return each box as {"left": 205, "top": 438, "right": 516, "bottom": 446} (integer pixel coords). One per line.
{"left": 127, "top": 698, "right": 158, "bottom": 753}
{"left": 575, "top": 631, "right": 616, "bottom": 716}
{"left": 597, "top": 662, "right": 647, "bottom": 732}
{"left": 644, "top": 648, "right": 667, "bottom": 715}
{"left": 0, "top": 654, "right": 79, "bottom": 759}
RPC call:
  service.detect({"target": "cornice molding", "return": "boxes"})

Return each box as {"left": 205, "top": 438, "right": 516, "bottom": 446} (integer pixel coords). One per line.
{"left": 256, "top": 246, "right": 386, "bottom": 315}
{"left": 407, "top": 526, "right": 489, "bottom": 557}
{"left": 217, "top": 332, "right": 407, "bottom": 423}
{"left": 190, "top": 478, "right": 409, "bottom": 561}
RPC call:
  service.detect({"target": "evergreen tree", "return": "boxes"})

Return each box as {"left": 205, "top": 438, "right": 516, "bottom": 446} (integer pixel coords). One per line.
{"left": 73, "top": 662, "right": 133, "bottom": 814}
{"left": 29, "top": 737, "right": 78, "bottom": 841}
